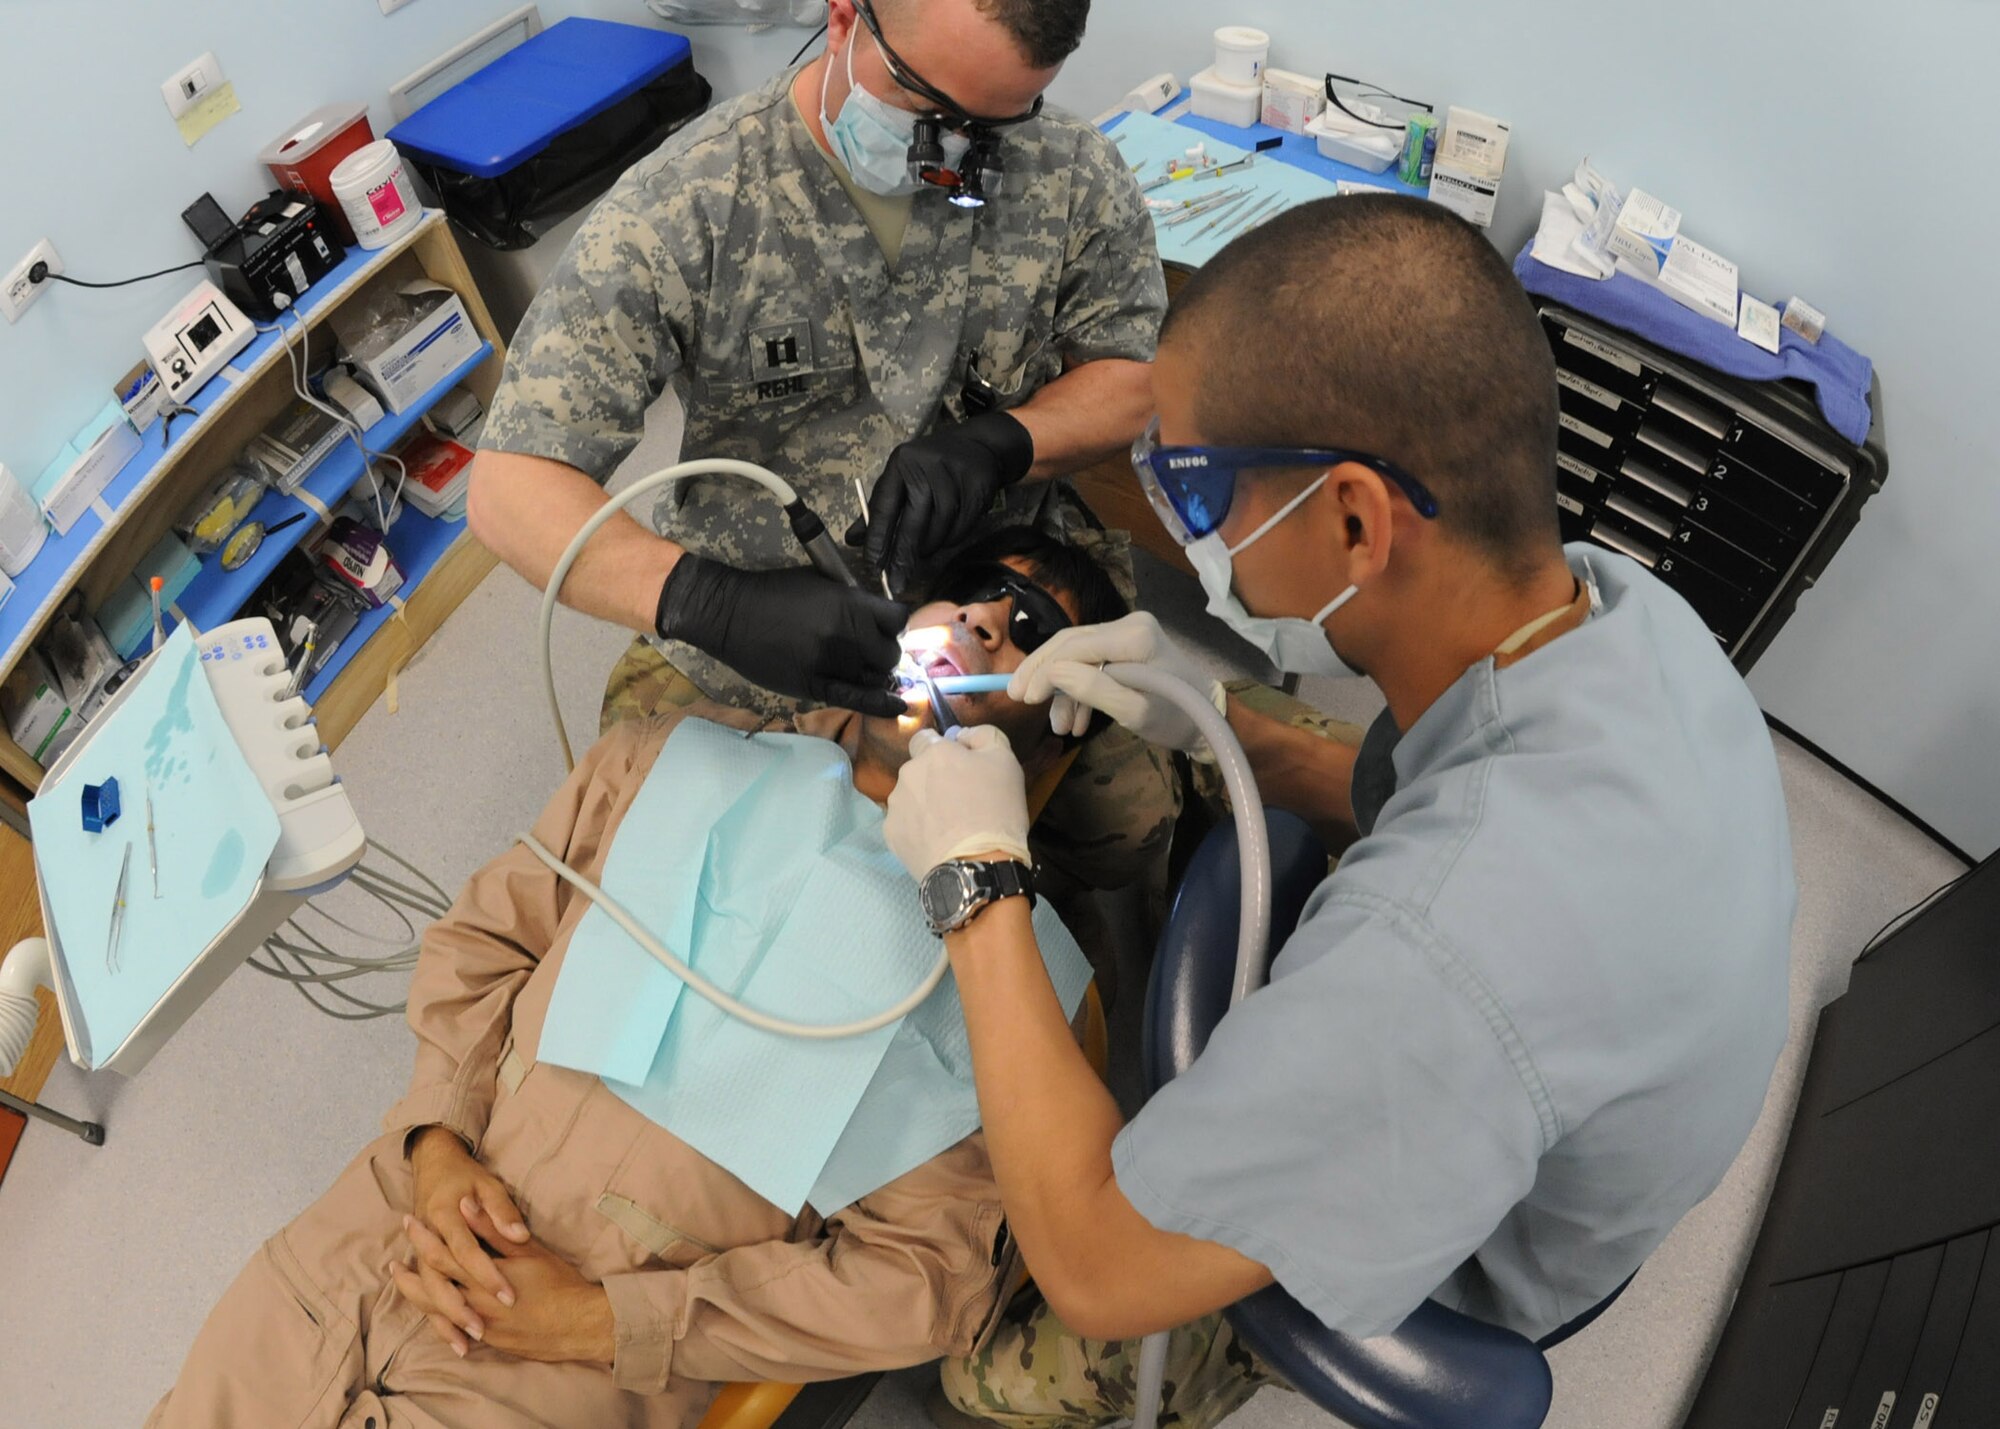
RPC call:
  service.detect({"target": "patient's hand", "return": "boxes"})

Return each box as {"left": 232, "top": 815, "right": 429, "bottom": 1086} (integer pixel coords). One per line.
{"left": 393, "top": 1204, "right": 615, "bottom": 1367}
{"left": 407, "top": 1125, "right": 534, "bottom": 1340}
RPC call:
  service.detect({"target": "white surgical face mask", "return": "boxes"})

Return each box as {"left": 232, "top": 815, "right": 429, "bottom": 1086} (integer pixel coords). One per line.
{"left": 1187, "top": 474, "right": 1364, "bottom": 677}
{"left": 820, "top": 34, "right": 970, "bottom": 198}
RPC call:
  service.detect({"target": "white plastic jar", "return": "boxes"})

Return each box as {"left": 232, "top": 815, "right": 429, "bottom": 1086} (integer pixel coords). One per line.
{"left": 1213, "top": 27, "right": 1271, "bottom": 86}
{"left": 329, "top": 140, "right": 422, "bottom": 250}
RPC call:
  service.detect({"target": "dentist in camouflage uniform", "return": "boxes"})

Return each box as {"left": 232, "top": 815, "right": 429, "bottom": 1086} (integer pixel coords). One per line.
{"left": 471, "top": 0, "right": 1177, "bottom": 913}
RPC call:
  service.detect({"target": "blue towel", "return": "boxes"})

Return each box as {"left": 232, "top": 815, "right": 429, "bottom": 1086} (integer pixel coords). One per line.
{"left": 1513, "top": 248, "right": 1875, "bottom": 446}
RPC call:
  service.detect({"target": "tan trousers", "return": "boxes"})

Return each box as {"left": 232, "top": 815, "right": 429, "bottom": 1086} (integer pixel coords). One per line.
{"left": 144, "top": 1133, "right": 711, "bottom": 1429}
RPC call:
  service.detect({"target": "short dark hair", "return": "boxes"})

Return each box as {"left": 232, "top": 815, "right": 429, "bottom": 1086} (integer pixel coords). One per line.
{"left": 970, "top": 0, "right": 1089, "bottom": 68}
{"left": 1160, "top": 195, "right": 1562, "bottom": 580}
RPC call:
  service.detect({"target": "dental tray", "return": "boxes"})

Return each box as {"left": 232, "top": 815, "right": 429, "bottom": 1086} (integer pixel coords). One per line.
{"left": 34, "top": 618, "right": 365, "bottom": 1075}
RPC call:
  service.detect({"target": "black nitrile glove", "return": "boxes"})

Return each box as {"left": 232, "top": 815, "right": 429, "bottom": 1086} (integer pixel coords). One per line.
{"left": 844, "top": 411, "right": 1035, "bottom": 594}
{"left": 657, "top": 556, "right": 911, "bottom": 718}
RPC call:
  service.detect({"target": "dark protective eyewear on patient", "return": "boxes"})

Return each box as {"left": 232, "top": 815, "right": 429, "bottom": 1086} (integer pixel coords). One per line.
{"left": 932, "top": 564, "right": 1073, "bottom": 654}
{"left": 1130, "top": 418, "right": 1442, "bottom": 546}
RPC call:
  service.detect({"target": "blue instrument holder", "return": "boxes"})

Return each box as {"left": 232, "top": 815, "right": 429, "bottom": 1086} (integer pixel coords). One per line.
{"left": 80, "top": 777, "right": 120, "bottom": 833}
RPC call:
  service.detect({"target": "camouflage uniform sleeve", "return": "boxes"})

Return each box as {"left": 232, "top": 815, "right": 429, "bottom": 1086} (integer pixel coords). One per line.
{"left": 480, "top": 186, "right": 696, "bottom": 483}
{"left": 1052, "top": 125, "right": 1167, "bottom": 366}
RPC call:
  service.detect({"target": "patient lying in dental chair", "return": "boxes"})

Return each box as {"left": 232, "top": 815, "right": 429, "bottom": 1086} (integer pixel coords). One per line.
{"left": 146, "top": 527, "right": 1132, "bottom": 1429}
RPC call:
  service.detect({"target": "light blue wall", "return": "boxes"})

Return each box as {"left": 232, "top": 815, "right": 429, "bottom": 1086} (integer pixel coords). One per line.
{"left": 6, "top": 1, "right": 1997, "bottom": 855}
{"left": 0, "top": 0, "right": 795, "bottom": 481}
{"left": 1043, "top": 1, "right": 2000, "bottom": 858}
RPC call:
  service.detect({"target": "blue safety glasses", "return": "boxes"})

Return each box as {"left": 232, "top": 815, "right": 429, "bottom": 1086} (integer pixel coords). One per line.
{"left": 1130, "top": 417, "right": 1441, "bottom": 546}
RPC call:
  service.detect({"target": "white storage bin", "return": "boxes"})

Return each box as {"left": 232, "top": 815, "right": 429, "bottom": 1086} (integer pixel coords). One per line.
{"left": 1190, "top": 66, "right": 1263, "bottom": 128}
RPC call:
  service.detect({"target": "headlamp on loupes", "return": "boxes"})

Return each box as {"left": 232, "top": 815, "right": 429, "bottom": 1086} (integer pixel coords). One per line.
{"left": 908, "top": 118, "right": 1010, "bottom": 208}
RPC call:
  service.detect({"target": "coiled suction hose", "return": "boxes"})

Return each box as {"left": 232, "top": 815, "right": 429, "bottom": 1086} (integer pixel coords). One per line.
{"left": 530, "top": 463, "right": 1273, "bottom": 1041}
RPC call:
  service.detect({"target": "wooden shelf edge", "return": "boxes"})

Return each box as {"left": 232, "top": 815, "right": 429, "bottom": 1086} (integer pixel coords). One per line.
{"left": 0, "top": 828, "right": 59, "bottom": 1104}
{"left": 312, "top": 533, "right": 498, "bottom": 753}
{"left": 1, "top": 218, "right": 509, "bottom": 801}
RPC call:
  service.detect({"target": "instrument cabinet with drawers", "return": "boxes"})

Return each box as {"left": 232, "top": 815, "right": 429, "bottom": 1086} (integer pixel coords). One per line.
{"left": 1538, "top": 303, "right": 1888, "bottom": 671}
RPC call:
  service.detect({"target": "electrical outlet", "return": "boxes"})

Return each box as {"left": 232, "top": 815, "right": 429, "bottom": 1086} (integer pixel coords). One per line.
{"left": 161, "top": 52, "right": 225, "bottom": 120}
{"left": 379, "top": 0, "right": 420, "bottom": 12}
{"left": 1, "top": 240, "right": 61, "bottom": 325}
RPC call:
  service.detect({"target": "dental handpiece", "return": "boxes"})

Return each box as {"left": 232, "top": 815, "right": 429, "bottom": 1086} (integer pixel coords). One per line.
{"left": 784, "top": 499, "right": 862, "bottom": 589}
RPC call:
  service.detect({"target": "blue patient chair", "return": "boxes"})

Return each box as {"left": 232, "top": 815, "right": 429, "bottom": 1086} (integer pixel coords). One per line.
{"left": 1144, "top": 809, "right": 1628, "bottom": 1429}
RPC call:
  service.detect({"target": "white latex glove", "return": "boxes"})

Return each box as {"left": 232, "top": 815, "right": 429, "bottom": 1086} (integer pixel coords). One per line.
{"left": 1008, "top": 612, "right": 1226, "bottom": 755}
{"left": 884, "top": 725, "right": 1033, "bottom": 878}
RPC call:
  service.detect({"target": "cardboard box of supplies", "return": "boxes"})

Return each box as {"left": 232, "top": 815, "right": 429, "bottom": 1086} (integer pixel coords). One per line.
{"left": 1, "top": 652, "right": 79, "bottom": 766}
{"left": 1427, "top": 107, "right": 1510, "bottom": 228}
{"left": 338, "top": 281, "right": 481, "bottom": 416}
{"left": 34, "top": 405, "right": 141, "bottom": 537}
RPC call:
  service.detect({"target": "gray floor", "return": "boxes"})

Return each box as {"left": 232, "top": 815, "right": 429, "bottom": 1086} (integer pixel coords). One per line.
{"left": 0, "top": 486, "right": 1966, "bottom": 1425}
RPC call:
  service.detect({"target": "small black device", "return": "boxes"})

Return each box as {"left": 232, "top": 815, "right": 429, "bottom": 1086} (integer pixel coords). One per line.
{"left": 182, "top": 188, "right": 346, "bottom": 322}
{"left": 919, "top": 858, "right": 1035, "bottom": 935}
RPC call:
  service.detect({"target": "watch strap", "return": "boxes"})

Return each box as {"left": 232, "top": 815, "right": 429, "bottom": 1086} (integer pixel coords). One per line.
{"left": 982, "top": 859, "right": 1035, "bottom": 909}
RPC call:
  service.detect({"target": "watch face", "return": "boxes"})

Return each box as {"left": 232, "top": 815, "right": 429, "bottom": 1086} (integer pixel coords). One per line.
{"left": 921, "top": 863, "right": 973, "bottom": 931}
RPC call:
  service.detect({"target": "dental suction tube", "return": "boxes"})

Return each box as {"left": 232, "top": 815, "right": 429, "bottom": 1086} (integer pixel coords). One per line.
{"left": 539, "top": 459, "right": 831, "bottom": 774}
{"left": 532, "top": 457, "right": 950, "bottom": 1040}
{"left": 532, "top": 466, "right": 1275, "bottom": 1045}
{"left": 1100, "top": 665, "right": 1272, "bottom": 1429}
{"left": 1103, "top": 663, "right": 1273, "bottom": 998}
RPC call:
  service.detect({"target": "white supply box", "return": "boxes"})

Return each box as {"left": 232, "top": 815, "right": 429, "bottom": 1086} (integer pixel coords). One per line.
{"left": 342, "top": 281, "right": 483, "bottom": 415}
{"left": 1261, "top": 69, "right": 1325, "bottom": 136}
{"left": 1643, "top": 235, "right": 1740, "bottom": 326}
{"left": 1606, "top": 188, "right": 1740, "bottom": 326}
{"left": 37, "top": 416, "right": 141, "bottom": 537}
{"left": 1607, "top": 189, "right": 1682, "bottom": 272}
{"left": 1428, "top": 106, "right": 1511, "bottom": 227}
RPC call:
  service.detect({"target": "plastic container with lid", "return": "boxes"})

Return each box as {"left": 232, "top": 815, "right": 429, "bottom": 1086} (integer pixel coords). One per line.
{"left": 1190, "top": 67, "right": 1264, "bottom": 128}
{"left": 330, "top": 140, "right": 423, "bottom": 251}
{"left": 1306, "top": 109, "right": 1403, "bottom": 173}
{"left": 1213, "top": 26, "right": 1270, "bottom": 86}
{"left": 260, "top": 104, "right": 377, "bottom": 245}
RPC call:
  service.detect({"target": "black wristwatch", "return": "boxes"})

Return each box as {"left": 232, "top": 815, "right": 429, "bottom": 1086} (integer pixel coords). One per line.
{"left": 919, "top": 859, "right": 1036, "bottom": 936}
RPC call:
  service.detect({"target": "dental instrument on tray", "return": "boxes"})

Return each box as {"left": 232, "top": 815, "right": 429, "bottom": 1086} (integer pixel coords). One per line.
{"left": 1194, "top": 194, "right": 1256, "bottom": 237}
{"left": 104, "top": 845, "right": 132, "bottom": 974}
{"left": 1154, "top": 184, "right": 1245, "bottom": 216}
{"left": 145, "top": 784, "right": 159, "bottom": 898}
{"left": 1164, "top": 191, "right": 1249, "bottom": 228}
{"left": 535, "top": 456, "right": 1274, "bottom": 1045}
{"left": 1215, "top": 194, "right": 1284, "bottom": 240}
{"left": 1199, "top": 151, "right": 1266, "bottom": 179}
